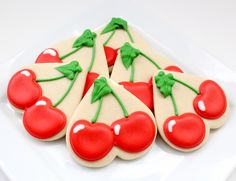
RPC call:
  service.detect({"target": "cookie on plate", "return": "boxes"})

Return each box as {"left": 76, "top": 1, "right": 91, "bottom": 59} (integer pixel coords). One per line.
{"left": 66, "top": 77, "right": 157, "bottom": 167}
{"left": 7, "top": 61, "right": 87, "bottom": 141}
{"left": 153, "top": 70, "right": 229, "bottom": 151}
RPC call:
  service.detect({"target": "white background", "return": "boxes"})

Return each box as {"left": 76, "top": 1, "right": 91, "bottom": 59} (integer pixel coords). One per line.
{"left": 0, "top": 0, "right": 235, "bottom": 180}
{"left": 0, "top": 0, "right": 235, "bottom": 71}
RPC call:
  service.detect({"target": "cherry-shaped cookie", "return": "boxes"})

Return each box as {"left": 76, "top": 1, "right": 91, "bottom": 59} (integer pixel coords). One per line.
{"left": 111, "top": 42, "right": 183, "bottom": 110}
{"left": 34, "top": 29, "right": 109, "bottom": 96}
{"left": 8, "top": 61, "right": 87, "bottom": 140}
{"left": 7, "top": 69, "right": 42, "bottom": 110}
{"left": 67, "top": 77, "right": 156, "bottom": 167}
{"left": 153, "top": 71, "right": 229, "bottom": 151}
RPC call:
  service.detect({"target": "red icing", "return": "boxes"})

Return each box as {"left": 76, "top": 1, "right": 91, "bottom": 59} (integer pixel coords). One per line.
{"left": 111, "top": 111, "right": 156, "bottom": 152}
{"left": 103, "top": 46, "right": 119, "bottom": 67}
{"left": 82, "top": 72, "right": 99, "bottom": 97}
{"left": 193, "top": 80, "right": 227, "bottom": 119}
{"left": 23, "top": 97, "right": 66, "bottom": 139}
{"left": 119, "top": 80, "right": 153, "bottom": 111}
{"left": 164, "top": 65, "right": 183, "bottom": 73}
{"left": 35, "top": 48, "right": 62, "bottom": 63}
{"left": 7, "top": 69, "right": 42, "bottom": 110}
{"left": 163, "top": 113, "right": 205, "bottom": 149}
{"left": 70, "top": 120, "right": 114, "bottom": 161}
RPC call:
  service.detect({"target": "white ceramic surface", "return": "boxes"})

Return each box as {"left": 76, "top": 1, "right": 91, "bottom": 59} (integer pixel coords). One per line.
{"left": 0, "top": 10, "right": 236, "bottom": 181}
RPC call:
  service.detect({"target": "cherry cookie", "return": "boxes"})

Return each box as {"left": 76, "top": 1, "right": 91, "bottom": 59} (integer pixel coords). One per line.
{"left": 7, "top": 61, "right": 87, "bottom": 141}
{"left": 110, "top": 42, "right": 183, "bottom": 111}
{"left": 35, "top": 29, "right": 109, "bottom": 96}
{"left": 66, "top": 77, "right": 156, "bottom": 167}
{"left": 153, "top": 70, "right": 229, "bottom": 151}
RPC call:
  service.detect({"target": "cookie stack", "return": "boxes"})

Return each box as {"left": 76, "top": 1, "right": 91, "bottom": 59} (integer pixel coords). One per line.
{"left": 7, "top": 17, "right": 229, "bottom": 167}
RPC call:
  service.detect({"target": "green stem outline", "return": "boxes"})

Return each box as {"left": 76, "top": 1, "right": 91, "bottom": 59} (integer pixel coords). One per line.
{"left": 91, "top": 97, "right": 103, "bottom": 123}
{"left": 170, "top": 93, "right": 179, "bottom": 116}
{"left": 87, "top": 42, "right": 96, "bottom": 72}
{"left": 111, "top": 90, "right": 129, "bottom": 118}
{"left": 127, "top": 29, "right": 134, "bottom": 43}
{"left": 173, "top": 78, "right": 199, "bottom": 95}
{"left": 52, "top": 72, "right": 79, "bottom": 107}
{"left": 130, "top": 61, "right": 135, "bottom": 82}
{"left": 103, "top": 28, "right": 134, "bottom": 46}
{"left": 103, "top": 30, "right": 116, "bottom": 46}
{"left": 36, "top": 75, "right": 66, "bottom": 82}
{"left": 59, "top": 47, "right": 82, "bottom": 60}
{"left": 140, "top": 52, "right": 162, "bottom": 70}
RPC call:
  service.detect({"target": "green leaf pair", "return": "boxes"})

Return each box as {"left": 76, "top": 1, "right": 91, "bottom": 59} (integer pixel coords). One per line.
{"left": 73, "top": 29, "right": 96, "bottom": 48}
{"left": 56, "top": 61, "right": 82, "bottom": 80}
{"left": 155, "top": 71, "right": 175, "bottom": 98}
{"left": 91, "top": 77, "right": 112, "bottom": 103}
{"left": 101, "top": 17, "right": 128, "bottom": 34}
{"left": 120, "top": 42, "right": 141, "bottom": 69}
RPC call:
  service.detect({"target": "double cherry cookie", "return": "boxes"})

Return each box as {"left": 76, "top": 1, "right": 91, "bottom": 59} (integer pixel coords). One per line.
{"left": 8, "top": 61, "right": 87, "bottom": 140}
{"left": 153, "top": 71, "right": 228, "bottom": 151}
{"left": 67, "top": 77, "right": 156, "bottom": 167}
{"left": 6, "top": 17, "right": 229, "bottom": 167}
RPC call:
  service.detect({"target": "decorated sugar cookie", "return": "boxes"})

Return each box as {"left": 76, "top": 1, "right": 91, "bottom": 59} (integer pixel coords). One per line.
{"left": 35, "top": 29, "right": 109, "bottom": 96}
{"left": 7, "top": 61, "right": 87, "bottom": 140}
{"left": 110, "top": 42, "right": 183, "bottom": 110}
{"left": 153, "top": 70, "right": 229, "bottom": 151}
{"left": 66, "top": 77, "right": 156, "bottom": 167}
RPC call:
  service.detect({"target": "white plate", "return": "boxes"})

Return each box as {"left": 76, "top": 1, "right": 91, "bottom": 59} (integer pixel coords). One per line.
{"left": 0, "top": 5, "right": 236, "bottom": 181}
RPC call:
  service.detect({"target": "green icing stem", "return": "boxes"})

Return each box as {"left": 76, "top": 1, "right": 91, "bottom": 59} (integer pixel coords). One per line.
{"left": 129, "top": 61, "right": 135, "bottom": 82}
{"left": 103, "top": 30, "right": 116, "bottom": 46}
{"left": 140, "top": 52, "right": 162, "bottom": 70}
{"left": 91, "top": 97, "right": 103, "bottom": 123}
{"left": 59, "top": 46, "right": 82, "bottom": 60}
{"left": 127, "top": 29, "right": 134, "bottom": 43}
{"left": 173, "top": 78, "right": 199, "bottom": 95}
{"left": 36, "top": 75, "right": 65, "bottom": 82}
{"left": 87, "top": 42, "right": 96, "bottom": 72}
{"left": 53, "top": 72, "right": 79, "bottom": 107}
{"left": 170, "top": 93, "right": 179, "bottom": 116}
{"left": 111, "top": 90, "right": 129, "bottom": 118}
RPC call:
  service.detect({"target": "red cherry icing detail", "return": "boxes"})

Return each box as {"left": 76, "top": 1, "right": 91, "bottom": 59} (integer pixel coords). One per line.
{"left": 164, "top": 65, "right": 183, "bottom": 73}
{"left": 7, "top": 69, "right": 42, "bottom": 110}
{"left": 119, "top": 80, "right": 153, "bottom": 111}
{"left": 23, "top": 97, "right": 66, "bottom": 139}
{"left": 103, "top": 46, "right": 119, "bottom": 67}
{"left": 111, "top": 111, "right": 155, "bottom": 152}
{"left": 70, "top": 120, "right": 114, "bottom": 161}
{"left": 82, "top": 72, "right": 99, "bottom": 97}
{"left": 35, "top": 48, "right": 62, "bottom": 63}
{"left": 193, "top": 80, "right": 227, "bottom": 119}
{"left": 163, "top": 113, "right": 205, "bottom": 149}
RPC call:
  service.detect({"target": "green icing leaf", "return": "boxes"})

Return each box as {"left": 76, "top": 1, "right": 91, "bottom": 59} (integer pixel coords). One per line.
{"left": 91, "top": 77, "right": 112, "bottom": 103}
{"left": 155, "top": 71, "right": 175, "bottom": 98}
{"left": 73, "top": 29, "right": 96, "bottom": 48}
{"left": 101, "top": 17, "right": 128, "bottom": 34}
{"left": 56, "top": 61, "right": 82, "bottom": 80}
{"left": 120, "top": 42, "right": 140, "bottom": 69}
